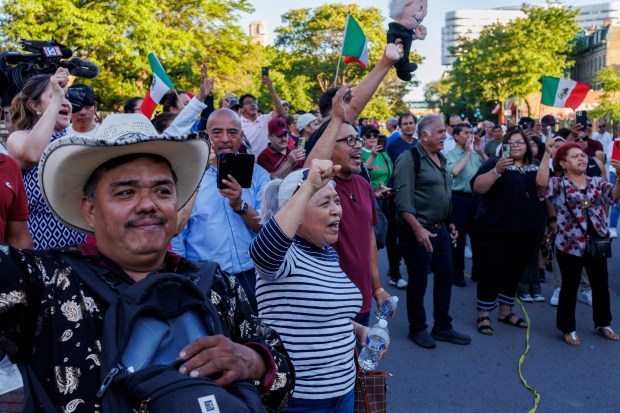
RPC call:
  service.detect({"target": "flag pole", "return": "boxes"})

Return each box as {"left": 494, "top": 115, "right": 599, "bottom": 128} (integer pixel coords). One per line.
{"left": 333, "top": 55, "right": 343, "bottom": 87}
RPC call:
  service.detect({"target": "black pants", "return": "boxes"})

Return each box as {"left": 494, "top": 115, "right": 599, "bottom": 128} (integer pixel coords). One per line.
{"left": 476, "top": 228, "right": 537, "bottom": 311}
{"left": 398, "top": 224, "right": 454, "bottom": 333}
{"left": 451, "top": 193, "right": 479, "bottom": 280}
{"left": 555, "top": 250, "right": 611, "bottom": 333}
{"left": 382, "top": 198, "right": 402, "bottom": 280}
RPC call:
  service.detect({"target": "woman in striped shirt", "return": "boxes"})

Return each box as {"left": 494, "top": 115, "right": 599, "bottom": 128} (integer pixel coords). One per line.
{"left": 250, "top": 160, "right": 370, "bottom": 413}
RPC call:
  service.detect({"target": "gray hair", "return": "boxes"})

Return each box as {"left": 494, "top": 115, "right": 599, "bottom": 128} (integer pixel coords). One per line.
{"left": 386, "top": 117, "right": 398, "bottom": 129}
{"left": 389, "top": 0, "right": 412, "bottom": 20}
{"left": 260, "top": 168, "right": 336, "bottom": 224}
{"left": 416, "top": 114, "right": 443, "bottom": 138}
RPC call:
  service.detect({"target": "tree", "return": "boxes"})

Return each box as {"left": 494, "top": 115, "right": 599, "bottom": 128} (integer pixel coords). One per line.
{"left": 446, "top": 4, "right": 580, "bottom": 122}
{"left": 591, "top": 67, "right": 620, "bottom": 123}
{"left": 0, "top": 0, "right": 258, "bottom": 110}
{"left": 270, "top": 3, "right": 418, "bottom": 119}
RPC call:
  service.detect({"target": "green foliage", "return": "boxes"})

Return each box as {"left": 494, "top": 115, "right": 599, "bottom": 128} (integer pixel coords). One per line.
{"left": 0, "top": 0, "right": 257, "bottom": 110}
{"left": 445, "top": 4, "right": 580, "bottom": 120}
{"left": 271, "top": 3, "right": 417, "bottom": 120}
{"left": 591, "top": 67, "right": 620, "bottom": 121}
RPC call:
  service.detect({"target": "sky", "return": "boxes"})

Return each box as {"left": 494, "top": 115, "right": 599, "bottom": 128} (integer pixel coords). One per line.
{"left": 239, "top": 0, "right": 597, "bottom": 100}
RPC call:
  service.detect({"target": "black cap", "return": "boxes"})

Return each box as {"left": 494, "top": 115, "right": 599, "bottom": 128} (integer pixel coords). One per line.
{"left": 360, "top": 125, "right": 380, "bottom": 137}
{"left": 68, "top": 84, "right": 95, "bottom": 112}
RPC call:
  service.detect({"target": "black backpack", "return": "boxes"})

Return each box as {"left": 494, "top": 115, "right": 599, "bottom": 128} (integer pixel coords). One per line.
{"left": 59, "top": 254, "right": 269, "bottom": 413}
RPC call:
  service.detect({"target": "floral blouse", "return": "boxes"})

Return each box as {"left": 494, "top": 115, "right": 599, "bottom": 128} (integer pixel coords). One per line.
{"left": 0, "top": 245, "right": 293, "bottom": 412}
{"left": 539, "top": 175, "right": 616, "bottom": 256}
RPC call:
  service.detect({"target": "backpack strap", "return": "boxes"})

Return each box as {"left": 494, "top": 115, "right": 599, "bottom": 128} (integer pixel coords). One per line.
{"left": 18, "top": 363, "right": 57, "bottom": 413}
{"left": 190, "top": 260, "right": 225, "bottom": 337}
{"left": 410, "top": 145, "right": 421, "bottom": 174}
{"left": 61, "top": 253, "right": 128, "bottom": 307}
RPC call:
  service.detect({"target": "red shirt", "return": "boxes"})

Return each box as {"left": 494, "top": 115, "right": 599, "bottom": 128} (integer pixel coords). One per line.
{"left": 332, "top": 175, "right": 378, "bottom": 313}
{"left": 257, "top": 145, "right": 303, "bottom": 174}
{"left": 0, "top": 154, "right": 29, "bottom": 242}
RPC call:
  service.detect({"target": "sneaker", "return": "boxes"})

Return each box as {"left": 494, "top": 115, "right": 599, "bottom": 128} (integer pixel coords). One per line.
{"left": 409, "top": 330, "right": 436, "bottom": 349}
{"left": 532, "top": 294, "right": 545, "bottom": 303}
{"left": 464, "top": 246, "right": 473, "bottom": 259}
{"left": 578, "top": 290, "right": 593, "bottom": 306}
{"left": 550, "top": 288, "right": 560, "bottom": 306}
{"left": 519, "top": 293, "right": 534, "bottom": 303}
{"left": 610, "top": 228, "right": 618, "bottom": 239}
{"left": 389, "top": 278, "right": 408, "bottom": 289}
{"left": 431, "top": 327, "right": 471, "bottom": 345}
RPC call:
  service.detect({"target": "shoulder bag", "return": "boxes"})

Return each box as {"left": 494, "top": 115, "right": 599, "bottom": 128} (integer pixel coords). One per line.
{"left": 353, "top": 348, "right": 389, "bottom": 413}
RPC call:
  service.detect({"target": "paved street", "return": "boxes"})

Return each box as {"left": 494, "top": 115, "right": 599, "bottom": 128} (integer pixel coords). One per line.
{"left": 377, "top": 242, "right": 620, "bottom": 413}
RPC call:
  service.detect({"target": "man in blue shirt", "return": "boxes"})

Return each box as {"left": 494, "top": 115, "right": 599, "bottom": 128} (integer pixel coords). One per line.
{"left": 386, "top": 113, "right": 418, "bottom": 165}
{"left": 172, "top": 108, "right": 270, "bottom": 311}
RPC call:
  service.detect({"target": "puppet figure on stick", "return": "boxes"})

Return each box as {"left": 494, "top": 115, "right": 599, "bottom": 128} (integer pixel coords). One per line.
{"left": 387, "top": 0, "right": 428, "bottom": 81}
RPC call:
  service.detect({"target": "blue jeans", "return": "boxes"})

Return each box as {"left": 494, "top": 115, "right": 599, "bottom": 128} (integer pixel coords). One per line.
{"left": 398, "top": 224, "right": 454, "bottom": 333}
{"left": 286, "top": 389, "right": 354, "bottom": 413}
{"left": 609, "top": 172, "right": 620, "bottom": 229}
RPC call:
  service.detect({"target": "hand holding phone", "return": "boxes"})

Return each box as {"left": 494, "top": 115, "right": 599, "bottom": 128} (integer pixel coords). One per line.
{"left": 297, "top": 137, "right": 306, "bottom": 150}
{"left": 377, "top": 135, "right": 387, "bottom": 152}
{"left": 612, "top": 140, "right": 620, "bottom": 161}
{"left": 217, "top": 153, "right": 255, "bottom": 189}
{"left": 501, "top": 144, "right": 511, "bottom": 158}
{"left": 262, "top": 66, "right": 269, "bottom": 77}
{"left": 576, "top": 110, "right": 588, "bottom": 130}
{"left": 384, "top": 184, "right": 405, "bottom": 196}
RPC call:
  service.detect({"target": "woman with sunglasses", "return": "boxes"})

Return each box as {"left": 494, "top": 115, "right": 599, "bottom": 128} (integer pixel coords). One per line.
{"left": 537, "top": 139, "right": 620, "bottom": 345}
{"left": 471, "top": 128, "right": 545, "bottom": 335}
{"left": 250, "top": 159, "right": 382, "bottom": 413}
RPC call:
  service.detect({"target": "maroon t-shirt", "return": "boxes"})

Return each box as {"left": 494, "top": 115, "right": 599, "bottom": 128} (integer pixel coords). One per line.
{"left": 0, "top": 154, "right": 29, "bottom": 242}
{"left": 257, "top": 145, "right": 304, "bottom": 174}
{"left": 332, "top": 174, "right": 378, "bottom": 314}
{"left": 584, "top": 138, "right": 604, "bottom": 159}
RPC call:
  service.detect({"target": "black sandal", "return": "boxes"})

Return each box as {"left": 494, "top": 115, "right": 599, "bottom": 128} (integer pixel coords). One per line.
{"left": 498, "top": 312, "right": 527, "bottom": 328}
{"left": 477, "top": 316, "right": 494, "bottom": 336}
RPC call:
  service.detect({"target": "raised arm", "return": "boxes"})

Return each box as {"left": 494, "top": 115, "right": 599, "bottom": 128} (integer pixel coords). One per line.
{"left": 263, "top": 77, "right": 285, "bottom": 118}
{"left": 536, "top": 137, "right": 554, "bottom": 190}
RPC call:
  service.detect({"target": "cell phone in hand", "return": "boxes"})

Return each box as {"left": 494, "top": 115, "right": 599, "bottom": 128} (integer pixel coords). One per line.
{"left": 612, "top": 140, "right": 620, "bottom": 161}
{"left": 385, "top": 184, "right": 405, "bottom": 195}
{"left": 576, "top": 110, "right": 588, "bottom": 130}
{"left": 297, "top": 137, "right": 306, "bottom": 150}
{"left": 501, "top": 144, "right": 511, "bottom": 158}
{"left": 262, "top": 66, "right": 269, "bottom": 77}
{"left": 377, "top": 134, "right": 386, "bottom": 151}
{"left": 217, "top": 153, "right": 255, "bottom": 189}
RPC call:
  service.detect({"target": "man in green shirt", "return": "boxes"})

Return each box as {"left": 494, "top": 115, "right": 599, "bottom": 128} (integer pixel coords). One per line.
{"left": 393, "top": 114, "right": 471, "bottom": 349}
{"left": 484, "top": 125, "right": 504, "bottom": 158}
{"left": 445, "top": 123, "right": 487, "bottom": 287}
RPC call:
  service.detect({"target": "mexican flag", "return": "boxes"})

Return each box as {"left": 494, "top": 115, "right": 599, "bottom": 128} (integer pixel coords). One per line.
{"left": 541, "top": 76, "right": 590, "bottom": 110}
{"left": 341, "top": 15, "right": 369, "bottom": 68}
{"left": 141, "top": 53, "right": 175, "bottom": 118}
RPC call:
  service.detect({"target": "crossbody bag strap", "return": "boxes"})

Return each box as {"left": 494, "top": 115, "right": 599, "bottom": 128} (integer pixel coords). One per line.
{"left": 561, "top": 179, "right": 589, "bottom": 238}
{"left": 354, "top": 347, "right": 371, "bottom": 413}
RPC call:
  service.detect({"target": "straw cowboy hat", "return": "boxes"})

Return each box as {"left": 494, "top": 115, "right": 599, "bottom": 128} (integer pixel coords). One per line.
{"left": 39, "top": 113, "right": 210, "bottom": 234}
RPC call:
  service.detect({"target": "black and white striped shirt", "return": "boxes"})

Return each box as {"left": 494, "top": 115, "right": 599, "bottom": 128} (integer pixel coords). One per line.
{"left": 250, "top": 219, "right": 362, "bottom": 399}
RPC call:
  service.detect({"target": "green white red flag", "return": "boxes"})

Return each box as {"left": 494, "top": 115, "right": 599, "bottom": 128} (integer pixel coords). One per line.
{"left": 141, "top": 53, "right": 175, "bottom": 118}
{"left": 341, "top": 15, "right": 369, "bottom": 68}
{"left": 541, "top": 76, "right": 590, "bottom": 110}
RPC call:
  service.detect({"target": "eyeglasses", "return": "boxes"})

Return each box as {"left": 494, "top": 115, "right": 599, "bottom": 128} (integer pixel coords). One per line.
{"left": 507, "top": 140, "right": 526, "bottom": 146}
{"left": 599, "top": 125, "right": 606, "bottom": 128}
{"left": 365, "top": 133, "right": 379, "bottom": 138}
{"left": 243, "top": 100, "right": 257, "bottom": 106}
{"left": 293, "top": 169, "right": 310, "bottom": 195}
{"left": 575, "top": 136, "right": 587, "bottom": 142}
{"left": 336, "top": 135, "right": 364, "bottom": 147}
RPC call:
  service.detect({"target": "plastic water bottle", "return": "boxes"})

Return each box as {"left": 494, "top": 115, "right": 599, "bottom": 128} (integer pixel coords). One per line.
{"left": 358, "top": 319, "right": 389, "bottom": 371}
{"left": 376, "top": 296, "right": 398, "bottom": 320}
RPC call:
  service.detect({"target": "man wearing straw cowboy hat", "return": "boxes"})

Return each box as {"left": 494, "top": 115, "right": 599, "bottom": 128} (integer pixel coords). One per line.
{"left": 0, "top": 114, "right": 293, "bottom": 412}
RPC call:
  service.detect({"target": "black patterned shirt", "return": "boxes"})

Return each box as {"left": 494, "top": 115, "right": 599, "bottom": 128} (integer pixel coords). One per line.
{"left": 0, "top": 244, "right": 294, "bottom": 412}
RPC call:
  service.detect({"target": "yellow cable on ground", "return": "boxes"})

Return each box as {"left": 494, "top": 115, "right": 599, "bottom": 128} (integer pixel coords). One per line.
{"left": 516, "top": 298, "right": 541, "bottom": 413}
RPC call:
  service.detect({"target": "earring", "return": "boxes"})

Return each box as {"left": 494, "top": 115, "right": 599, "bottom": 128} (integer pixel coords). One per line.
{"left": 36, "top": 111, "right": 42, "bottom": 116}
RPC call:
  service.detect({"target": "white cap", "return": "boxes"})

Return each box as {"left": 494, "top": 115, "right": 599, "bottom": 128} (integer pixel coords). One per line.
{"left": 392, "top": 296, "right": 399, "bottom": 302}
{"left": 378, "top": 319, "right": 388, "bottom": 328}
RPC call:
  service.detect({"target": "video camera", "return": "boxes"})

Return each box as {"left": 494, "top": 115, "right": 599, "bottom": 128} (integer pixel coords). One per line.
{"left": 0, "top": 39, "right": 99, "bottom": 106}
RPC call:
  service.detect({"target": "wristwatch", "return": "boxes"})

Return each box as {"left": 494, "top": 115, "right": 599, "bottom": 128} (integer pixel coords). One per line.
{"left": 234, "top": 201, "right": 249, "bottom": 215}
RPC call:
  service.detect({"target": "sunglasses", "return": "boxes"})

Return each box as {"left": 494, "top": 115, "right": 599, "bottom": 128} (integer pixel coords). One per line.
{"left": 293, "top": 169, "right": 310, "bottom": 195}
{"left": 365, "top": 133, "right": 379, "bottom": 138}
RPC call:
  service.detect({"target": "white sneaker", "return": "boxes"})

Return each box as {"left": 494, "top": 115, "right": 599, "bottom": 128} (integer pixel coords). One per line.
{"left": 610, "top": 228, "right": 618, "bottom": 239}
{"left": 519, "top": 293, "right": 534, "bottom": 302}
{"left": 533, "top": 294, "right": 545, "bottom": 303}
{"left": 395, "top": 278, "right": 408, "bottom": 289}
{"left": 550, "top": 288, "right": 560, "bottom": 306}
{"left": 578, "top": 290, "right": 593, "bottom": 306}
{"left": 464, "top": 246, "right": 473, "bottom": 259}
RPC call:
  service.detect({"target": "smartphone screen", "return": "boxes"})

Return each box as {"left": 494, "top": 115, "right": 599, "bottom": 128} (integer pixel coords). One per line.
{"left": 612, "top": 140, "right": 620, "bottom": 161}
{"left": 501, "top": 144, "right": 511, "bottom": 158}
{"left": 576, "top": 110, "right": 588, "bottom": 130}
{"left": 297, "top": 137, "right": 306, "bottom": 150}
{"left": 217, "top": 153, "right": 255, "bottom": 189}
{"left": 262, "top": 66, "right": 269, "bottom": 77}
{"left": 377, "top": 135, "right": 386, "bottom": 151}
